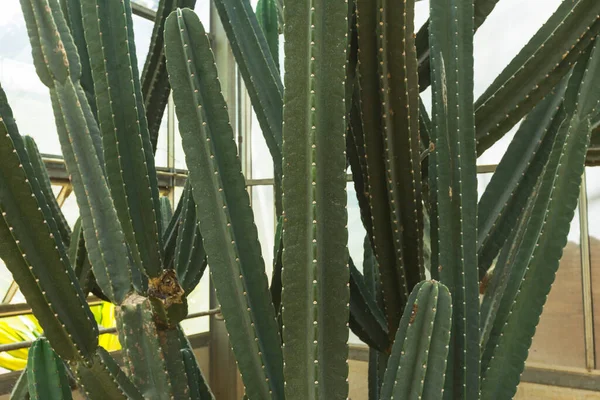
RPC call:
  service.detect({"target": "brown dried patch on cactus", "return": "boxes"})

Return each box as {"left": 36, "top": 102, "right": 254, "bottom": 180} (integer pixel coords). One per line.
{"left": 148, "top": 269, "right": 185, "bottom": 308}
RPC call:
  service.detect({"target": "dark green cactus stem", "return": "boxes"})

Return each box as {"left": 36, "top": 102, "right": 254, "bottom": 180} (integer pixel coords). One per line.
{"left": 23, "top": 136, "right": 72, "bottom": 245}
{"left": 142, "top": 0, "right": 197, "bottom": 153}
{"left": 69, "top": 218, "right": 95, "bottom": 295}
{"left": 80, "top": 0, "right": 164, "bottom": 279}
{"left": 281, "top": 0, "right": 349, "bottom": 399}
{"left": 74, "top": 348, "right": 143, "bottom": 400}
{"left": 27, "top": 338, "right": 72, "bottom": 400}
{"left": 356, "top": 0, "right": 408, "bottom": 342}
{"left": 481, "top": 36, "right": 600, "bottom": 400}
{"left": 174, "top": 182, "right": 207, "bottom": 294}
{"left": 256, "top": 0, "right": 279, "bottom": 71}
{"left": 165, "top": 9, "right": 284, "bottom": 399}
{"left": 159, "top": 197, "right": 173, "bottom": 236}
{"left": 21, "top": 0, "right": 134, "bottom": 304}
{"left": 429, "top": 0, "right": 479, "bottom": 397}
{"left": 181, "top": 348, "right": 214, "bottom": 400}
{"left": 477, "top": 79, "right": 569, "bottom": 279}
{"left": 0, "top": 116, "right": 98, "bottom": 360}
{"left": 380, "top": 281, "right": 452, "bottom": 400}
{"left": 378, "top": 0, "right": 424, "bottom": 292}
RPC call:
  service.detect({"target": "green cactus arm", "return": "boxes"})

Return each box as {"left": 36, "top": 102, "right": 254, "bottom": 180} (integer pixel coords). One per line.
{"left": 10, "top": 368, "right": 29, "bottom": 400}
{"left": 182, "top": 348, "right": 215, "bottom": 400}
{"left": 159, "top": 196, "right": 173, "bottom": 236}
{"left": 212, "top": 0, "right": 283, "bottom": 168}
{"left": 23, "top": 136, "right": 72, "bottom": 245}
{"left": 0, "top": 87, "right": 71, "bottom": 247}
{"left": 356, "top": 0, "right": 409, "bottom": 339}
{"left": 270, "top": 216, "right": 284, "bottom": 317}
{"left": 379, "top": 0, "right": 424, "bottom": 291}
{"left": 349, "top": 258, "right": 390, "bottom": 353}
{"left": 346, "top": 100, "right": 374, "bottom": 241}
{"left": 162, "top": 183, "right": 185, "bottom": 270}
{"left": 479, "top": 174, "right": 540, "bottom": 354}
{"left": 69, "top": 218, "right": 95, "bottom": 295}
{"left": 142, "top": 0, "right": 197, "bottom": 152}
{"left": 475, "top": 0, "right": 600, "bottom": 155}
{"left": 0, "top": 117, "right": 98, "bottom": 360}
{"left": 115, "top": 295, "right": 174, "bottom": 399}
{"left": 21, "top": 0, "right": 133, "bottom": 304}
{"left": 380, "top": 281, "right": 452, "bottom": 400}
{"left": 74, "top": 347, "right": 143, "bottom": 400}
{"left": 174, "top": 183, "right": 207, "bottom": 294}
{"left": 61, "top": 0, "right": 97, "bottom": 117}
{"left": 27, "top": 338, "right": 72, "bottom": 400}
{"left": 164, "top": 9, "right": 284, "bottom": 399}
{"left": 429, "top": 0, "right": 479, "bottom": 397}
{"left": 480, "top": 38, "right": 600, "bottom": 400}
{"left": 80, "top": 0, "right": 164, "bottom": 279}
{"left": 281, "top": 1, "right": 349, "bottom": 399}
{"left": 256, "top": 0, "right": 279, "bottom": 71}
{"left": 477, "top": 79, "right": 569, "bottom": 279}
{"left": 415, "top": 0, "right": 501, "bottom": 91}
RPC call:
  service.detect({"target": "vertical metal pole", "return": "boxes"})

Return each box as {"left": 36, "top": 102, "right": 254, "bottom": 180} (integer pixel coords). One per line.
{"left": 209, "top": 4, "right": 244, "bottom": 399}
{"left": 167, "top": 91, "right": 176, "bottom": 207}
{"left": 579, "top": 170, "right": 595, "bottom": 370}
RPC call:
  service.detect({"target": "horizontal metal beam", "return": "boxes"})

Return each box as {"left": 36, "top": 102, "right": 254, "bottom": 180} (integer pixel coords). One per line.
{"left": 131, "top": 2, "right": 157, "bottom": 20}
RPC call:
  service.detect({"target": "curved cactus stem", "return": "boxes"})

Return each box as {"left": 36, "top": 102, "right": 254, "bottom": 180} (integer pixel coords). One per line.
{"left": 182, "top": 348, "right": 214, "bottom": 400}
{"left": 380, "top": 281, "right": 452, "bottom": 400}
{"left": 10, "top": 368, "right": 29, "bottom": 400}
{"left": 481, "top": 37, "right": 600, "bottom": 400}
{"left": 212, "top": 0, "right": 283, "bottom": 185}
{"left": 378, "top": 0, "right": 424, "bottom": 292}
{"left": 165, "top": 9, "right": 284, "bottom": 399}
{"left": 256, "top": 0, "right": 280, "bottom": 71}
{"left": 24, "top": 136, "right": 72, "bottom": 245}
{"left": 159, "top": 197, "right": 173, "bottom": 236}
{"left": 162, "top": 180, "right": 186, "bottom": 270}
{"left": 27, "top": 338, "right": 72, "bottom": 400}
{"left": 69, "top": 218, "right": 95, "bottom": 295}
{"left": 0, "top": 114, "right": 98, "bottom": 360}
{"left": 477, "top": 78, "right": 569, "bottom": 278}
{"left": 174, "top": 182, "right": 207, "bottom": 294}
{"left": 429, "top": 0, "right": 479, "bottom": 397}
{"left": 142, "top": 0, "right": 197, "bottom": 153}
{"left": 21, "top": 0, "right": 134, "bottom": 305}
{"left": 80, "top": 0, "right": 164, "bottom": 279}
{"left": 74, "top": 348, "right": 143, "bottom": 400}
{"left": 475, "top": 0, "right": 600, "bottom": 155}
{"left": 281, "top": 0, "right": 350, "bottom": 398}
{"left": 349, "top": 258, "right": 389, "bottom": 352}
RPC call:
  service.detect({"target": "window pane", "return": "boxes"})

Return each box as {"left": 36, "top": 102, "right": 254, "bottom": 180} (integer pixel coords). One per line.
{"left": 251, "top": 185, "right": 275, "bottom": 279}
{"left": 132, "top": 0, "right": 161, "bottom": 10}
{"left": 181, "top": 273, "right": 210, "bottom": 334}
{"left": 250, "top": 110, "right": 275, "bottom": 179}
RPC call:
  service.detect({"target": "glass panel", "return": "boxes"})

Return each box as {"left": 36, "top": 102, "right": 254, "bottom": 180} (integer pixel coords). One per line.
{"left": 59, "top": 189, "right": 80, "bottom": 229}
{"left": 348, "top": 182, "right": 368, "bottom": 345}
{"left": 154, "top": 108, "right": 169, "bottom": 168}
{"left": 195, "top": 1, "right": 211, "bottom": 31}
{"left": 528, "top": 205, "right": 585, "bottom": 369}
{"left": 132, "top": 14, "right": 155, "bottom": 72}
{"left": 181, "top": 273, "right": 210, "bottom": 334}
{"left": 251, "top": 186, "right": 275, "bottom": 279}
{"left": 0, "top": 262, "right": 14, "bottom": 301}
{"left": 0, "top": 4, "right": 62, "bottom": 155}
{"left": 586, "top": 167, "right": 600, "bottom": 366}
{"left": 132, "top": 0, "right": 161, "bottom": 10}
{"left": 250, "top": 110, "right": 275, "bottom": 179}
{"left": 477, "top": 172, "right": 494, "bottom": 201}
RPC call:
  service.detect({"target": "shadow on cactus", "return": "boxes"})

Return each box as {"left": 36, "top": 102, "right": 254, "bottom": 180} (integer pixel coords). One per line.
{"left": 0, "top": 0, "right": 598, "bottom": 399}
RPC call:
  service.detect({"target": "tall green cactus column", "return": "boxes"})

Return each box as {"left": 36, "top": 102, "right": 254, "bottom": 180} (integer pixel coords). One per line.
{"left": 281, "top": 0, "right": 350, "bottom": 399}
{"left": 429, "top": 0, "right": 479, "bottom": 398}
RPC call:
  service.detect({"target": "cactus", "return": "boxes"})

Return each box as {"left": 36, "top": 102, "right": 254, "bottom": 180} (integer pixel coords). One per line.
{"left": 0, "top": 0, "right": 598, "bottom": 398}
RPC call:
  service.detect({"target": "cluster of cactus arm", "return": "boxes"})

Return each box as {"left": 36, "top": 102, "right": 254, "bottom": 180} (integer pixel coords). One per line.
{"left": 0, "top": 0, "right": 599, "bottom": 399}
